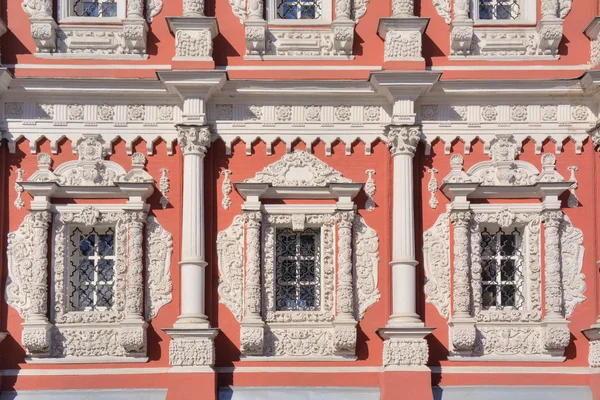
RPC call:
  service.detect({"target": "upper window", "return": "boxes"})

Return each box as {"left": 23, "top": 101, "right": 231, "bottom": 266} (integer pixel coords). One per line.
{"left": 267, "top": 0, "right": 331, "bottom": 25}
{"left": 69, "top": 226, "right": 116, "bottom": 312}
{"left": 471, "top": 0, "right": 534, "bottom": 25}
{"left": 59, "top": 0, "right": 126, "bottom": 23}
{"left": 480, "top": 226, "right": 524, "bottom": 310}
{"left": 478, "top": 0, "right": 520, "bottom": 20}
{"left": 275, "top": 227, "right": 321, "bottom": 311}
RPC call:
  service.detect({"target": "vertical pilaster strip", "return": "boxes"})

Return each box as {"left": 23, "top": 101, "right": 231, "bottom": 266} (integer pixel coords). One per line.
{"left": 125, "top": 212, "right": 147, "bottom": 321}
{"left": 336, "top": 211, "right": 355, "bottom": 319}
{"left": 175, "top": 124, "right": 212, "bottom": 328}
{"left": 244, "top": 212, "right": 262, "bottom": 320}
{"left": 543, "top": 210, "right": 564, "bottom": 319}
{"left": 449, "top": 211, "right": 472, "bottom": 318}
{"left": 183, "top": 0, "right": 205, "bottom": 17}
{"left": 386, "top": 125, "right": 422, "bottom": 327}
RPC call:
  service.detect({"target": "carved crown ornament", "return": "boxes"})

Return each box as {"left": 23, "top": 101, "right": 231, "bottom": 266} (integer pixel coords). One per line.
{"left": 20, "top": 135, "right": 155, "bottom": 202}
{"left": 441, "top": 135, "right": 572, "bottom": 201}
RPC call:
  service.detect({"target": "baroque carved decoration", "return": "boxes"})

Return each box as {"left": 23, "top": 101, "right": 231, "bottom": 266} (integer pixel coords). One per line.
{"left": 567, "top": 166, "right": 579, "bottom": 208}
{"left": 177, "top": 125, "right": 212, "bottom": 156}
{"left": 159, "top": 168, "right": 170, "bottom": 209}
{"left": 423, "top": 213, "right": 451, "bottom": 319}
{"left": 170, "top": 338, "right": 215, "bottom": 366}
{"left": 145, "top": 216, "right": 173, "bottom": 320}
{"left": 221, "top": 169, "right": 232, "bottom": 210}
{"left": 353, "top": 215, "right": 380, "bottom": 320}
{"left": 386, "top": 125, "right": 421, "bottom": 155}
{"left": 383, "top": 338, "right": 429, "bottom": 366}
{"left": 427, "top": 168, "right": 439, "bottom": 209}
{"left": 14, "top": 169, "right": 25, "bottom": 209}
{"left": 365, "top": 170, "right": 376, "bottom": 211}
{"left": 217, "top": 216, "right": 245, "bottom": 322}
{"left": 245, "top": 150, "right": 352, "bottom": 187}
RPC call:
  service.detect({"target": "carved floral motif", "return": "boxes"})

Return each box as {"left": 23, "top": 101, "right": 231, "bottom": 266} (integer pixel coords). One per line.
{"left": 423, "top": 213, "right": 450, "bottom": 319}
{"left": 383, "top": 339, "right": 429, "bottom": 366}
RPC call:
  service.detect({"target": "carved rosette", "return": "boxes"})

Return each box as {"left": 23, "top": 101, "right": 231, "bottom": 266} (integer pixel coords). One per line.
{"left": 386, "top": 125, "right": 421, "bottom": 156}
{"left": 383, "top": 338, "right": 429, "bottom": 366}
{"left": 177, "top": 125, "right": 212, "bottom": 156}
{"left": 170, "top": 338, "right": 215, "bottom": 366}
{"left": 450, "top": 211, "right": 472, "bottom": 317}
{"left": 543, "top": 211, "right": 564, "bottom": 319}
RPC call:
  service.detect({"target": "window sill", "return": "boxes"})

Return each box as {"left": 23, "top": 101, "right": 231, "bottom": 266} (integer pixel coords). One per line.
{"left": 473, "top": 19, "right": 536, "bottom": 26}
{"left": 448, "top": 354, "right": 566, "bottom": 362}
{"left": 267, "top": 19, "right": 333, "bottom": 26}
{"left": 240, "top": 355, "right": 357, "bottom": 362}
{"left": 58, "top": 16, "right": 125, "bottom": 25}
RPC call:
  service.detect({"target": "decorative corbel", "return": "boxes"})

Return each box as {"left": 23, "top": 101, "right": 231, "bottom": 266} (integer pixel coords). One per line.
{"left": 123, "top": 0, "right": 149, "bottom": 55}
{"left": 166, "top": 0, "right": 219, "bottom": 62}
{"left": 244, "top": 0, "right": 267, "bottom": 56}
{"left": 449, "top": 0, "right": 473, "bottom": 56}
{"left": 377, "top": 0, "right": 429, "bottom": 61}
{"left": 23, "top": 0, "right": 57, "bottom": 54}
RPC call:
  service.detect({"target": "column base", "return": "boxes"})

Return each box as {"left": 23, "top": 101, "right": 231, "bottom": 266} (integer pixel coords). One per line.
{"left": 381, "top": 369, "right": 433, "bottom": 400}
{"left": 378, "top": 327, "right": 433, "bottom": 367}
{"left": 164, "top": 327, "right": 219, "bottom": 367}
{"left": 377, "top": 17, "right": 429, "bottom": 64}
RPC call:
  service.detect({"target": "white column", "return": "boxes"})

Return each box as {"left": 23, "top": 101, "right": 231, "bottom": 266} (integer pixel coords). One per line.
{"left": 386, "top": 125, "right": 423, "bottom": 327}
{"left": 243, "top": 212, "right": 262, "bottom": 321}
{"left": 175, "top": 124, "right": 212, "bottom": 328}
{"left": 183, "top": 0, "right": 205, "bottom": 17}
{"left": 543, "top": 210, "right": 564, "bottom": 320}
{"left": 336, "top": 211, "right": 355, "bottom": 319}
{"left": 449, "top": 211, "right": 472, "bottom": 318}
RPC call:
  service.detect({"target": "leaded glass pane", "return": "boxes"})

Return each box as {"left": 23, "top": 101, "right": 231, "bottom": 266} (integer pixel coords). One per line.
{"left": 74, "top": 0, "right": 118, "bottom": 17}
{"left": 480, "top": 226, "right": 525, "bottom": 310}
{"left": 478, "top": 0, "right": 520, "bottom": 20}
{"left": 69, "top": 227, "right": 116, "bottom": 311}
{"left": 277, "top": 0, "right": 322, "bottom": 20}
{"left": 275, "top": 227, "right": 321, "bottom": 311}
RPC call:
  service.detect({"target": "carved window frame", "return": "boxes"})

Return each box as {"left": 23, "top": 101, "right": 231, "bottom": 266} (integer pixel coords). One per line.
{"left": 263, "top": 214, "right": 336, "bottom": 323}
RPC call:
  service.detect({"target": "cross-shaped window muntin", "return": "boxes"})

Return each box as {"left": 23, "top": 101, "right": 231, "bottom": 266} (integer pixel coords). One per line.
{"left": 73, "top": 0, "right": 119, "bottom": 17}
{"left": 68, "top": 226, "right": 116, "bottom": 312}
{"left": 275, "top": 227, "right": 322, "bottom": 312}
{"left": 478, "top": 0, "right": 521, "bottom": 20}
{"left": 480, "top": 226, "right": 525, "bottom": 311}
{"left": 277, "top": 0, "right": 322, "bottom": 20}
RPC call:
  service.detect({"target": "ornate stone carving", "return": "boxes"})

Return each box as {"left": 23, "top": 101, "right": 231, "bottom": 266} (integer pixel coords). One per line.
{"left": 383, "top": 338, "right": 429, "bottom": 366}
{"left": 221, "top": 169, "right": 232, "bottom": 210}
{"left": 386, "top": 125, "right": 421, "bottom": 155}
{"left": 365, "top": 170, "right": 376, "bottom": 211}
{"left": 450, "top": 23, "right": 473, "bottom": 56}
{"left": 450, "top": 211, "right": 472, "bottom": 317}
{"left": 590, "top": 341, "right": 600, "bottom": 367}
{"left": 176, "top": 30, "right": 213, "bottom": 58}
{"left": 353, "top": 215, "right": 380, "bottom": 320}
{"left": 473, "top": 327, "right": 541, "bottom": 356}
{"left": 264, "top": 329, "right": 334, "bottom": 357}
{"left": 451, "top": 326, "right": 477, "bottom": 354}
{"left": 14, "top": 169, "right": 25, "bottom": 210}
{"left": 146, "top": 0, "right": 163, "bottom": 22}
{"left": 337, "top": 211, "right": 355, "bottom": 317}
{"left": 146, "top": 217, "right": 173, "bottom": 320}
{"left": 245, "top": 151, "right": 352, "bottom": 187}
{"left": 433, "top": 0, "right": 451, "bottom": 23}
{"left": 567, "top": 166, "right": 579, "bottom": 208}
{"left": 427, "top": 168, "right": 439, "bottom": 209}
{"left": 217, "top": 216, "right": 245, "bottom": 321}
{"left": 183, "top": 0, "right": 205, "bottom": 17}
{"left": 334, "top": 327, "right": 357, "bottom": 355}
{"left": 177, "top": 125, "right": 212, "bottom": 156}
{"left": 244, "top": 212, "right": 262, "bottom": 319}
{"left": 543, "top": 211, "right": 564, "bottom": 319}
{"left": 159, "top": 168, "right": 170, "bottom": 209}
{"left": 560, "top": 215, "right": 586, "bottom": 318}
{"left": 240, "top": 327, "right": 264, "bottom": 355}
{"left": 423, "top": 213, "right": 451, "bottom": 319}
{"left": 384, "top": 31, "right": 421, "bottom": 60}
{"left": 6, "top": 211, "right": 52, "bottom": 320}
{"left": 170, "top": 338, "right": 215, "bottom": 366}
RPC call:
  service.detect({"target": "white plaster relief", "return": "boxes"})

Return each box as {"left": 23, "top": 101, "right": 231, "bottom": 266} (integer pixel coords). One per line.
{"left": 159, "top": 168, "right": 170, "bottom": 210}
{"left": 145, "top": 216, "right": 173, "bottom": 320}
{"left": 560, "top": 214, "right": 586, "bottom": 318}
{"left": 427, "top": 168, "right": 439, "bottom": 209}
{"left": 216, "top": 216, "right": 245, "bottom": 322}
{"left": 221, "top": 169, "right": 233, "bottom": 210}
{"left": 353, "top": 214, "right": 380, "bottom": 320}
{"left": 567, "top": 166, "right": 579, "bottom": 208}
{"left": 423, "top": 213, "right": 451, "bottom": 319}
{"left": 364, "top": 169, "right": 376, "bottom": 211}
{"left": 14, "top": 169, "right": 25, "bottom": 209}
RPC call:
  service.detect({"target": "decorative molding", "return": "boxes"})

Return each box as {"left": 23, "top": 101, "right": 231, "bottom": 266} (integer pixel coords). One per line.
{"left": 427, "top": 168, "right": 439, "bottom": 209}
{"left": 177, "top": 125, "right": 212, "bottom": 156}
{"left": 567, "top": 166, "right": 579, "bottom": 208}
{"left": 145, "top": 216, "right": 173, "bottom": 320}
{"left": 217, "top": 216, "right": 245, "bottom": 322}
{"left": 146, "top": 0, "right": 163, "bottom": 22}
{"left": 560, "top": 215, "right": 586, "bottom": 318}
{"left": 14, "top": 169, "right": 25, "bottom": 209}
{"left": 353, "top": 215, "right": 380, "bottom": 320}
{"left": 221, "top": 169, "right": 232, "bottom": 210}
{"left": 159, "top": 168, "right": 170, "bottom": 210}
{"left": 383, "top": 338, "right": 429, "bottom": 366}
{"left": 423, "top": 213, "right": 451, "bottom": 319}
{"left": 245, "top": 150, "right": 352, "bottom": 187}
{"left": 170, "top": 338, "right": 215, "bottom": 366}
{"left": 364, "top": 170, "right": 376, "bottom": 211}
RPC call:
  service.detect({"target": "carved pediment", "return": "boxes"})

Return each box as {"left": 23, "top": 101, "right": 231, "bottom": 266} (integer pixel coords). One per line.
{"left": 245, "top": 151, "right": 352, "bottom": 187}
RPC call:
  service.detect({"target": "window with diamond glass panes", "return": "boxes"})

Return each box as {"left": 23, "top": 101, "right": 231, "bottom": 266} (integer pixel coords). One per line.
{"left": 275, "top": 227, "right": 321, "bottom": 311}
{"left": 480, "top": 227, "right": 525, "bottom": 310}
{"left": 69, "top": 227, "right": 116, "bottom": 311}
{"left": 478, "top": 0, "right": 520, "bottom": 20}
{"left": 72, "top": 0, "right": 119, "bottom": 17}
{"left": 277, "top": 0, "right": 322, "bottom": 20}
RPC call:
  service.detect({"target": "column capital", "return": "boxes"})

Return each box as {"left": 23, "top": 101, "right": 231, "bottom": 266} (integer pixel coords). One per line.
{"left": 449, "top": 210, "right": 472, "bottom": 227}
{"left": 177, "top": 124, "right": 212, "bottom": 156}
{"left": 386, "top": 125, "right": 421, "bottom": 156}
{"left": 183, "top": 0, "right": 205, "bottom": 17}
{"left": 542, "top": 210, "right": 564, "bottom": 227}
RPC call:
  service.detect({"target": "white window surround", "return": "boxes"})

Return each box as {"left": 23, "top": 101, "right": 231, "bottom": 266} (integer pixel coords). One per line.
{"left": 58, "top": 0, "right": 127, "bottom": 24}
{"left": 217, "top": 150, "right": 381, "bottom": 361}
{"left": 423, "top": 134, "right": 586, "bottom": 362}
{"left": 6, "top": 134, "right": 173, "bottom": 364}
{"left": 471, "top": 0, "right": 536, "bottom": 26}
{"left": 266, "top": 0, "right": 332, "bottom": 26}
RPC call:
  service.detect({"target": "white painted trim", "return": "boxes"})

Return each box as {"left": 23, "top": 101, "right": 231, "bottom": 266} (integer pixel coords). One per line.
{"left": 215, "top": 366, "right": 382, "bottom": 373}
{"left": 427, "top": 65, "right": 589, "bottom": 71}
{"left": 262, "top": 204, "right": 339, "bottom": 214}
{"left": 25, "top": 357, "right": 149, "bottom": 365}
{"left": 240, "top": 356, "right": 358, "bottom": 362}
{"left": 430, "top": 366, "right": 592, "bottom": 374}
{"left": 0, "top": 368, "right": 171, "bottom": 376}
{"left": 35, "top": 53, "right": 149, "bottom": 61}
{"left": 217, "top": 65, "right": 382, "bottom": 71}
{"left": 3, "top": 64, "right": 172, "bottom": 70}
{"left": 447, "top": 355, "right": 566, "bottom": 363}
